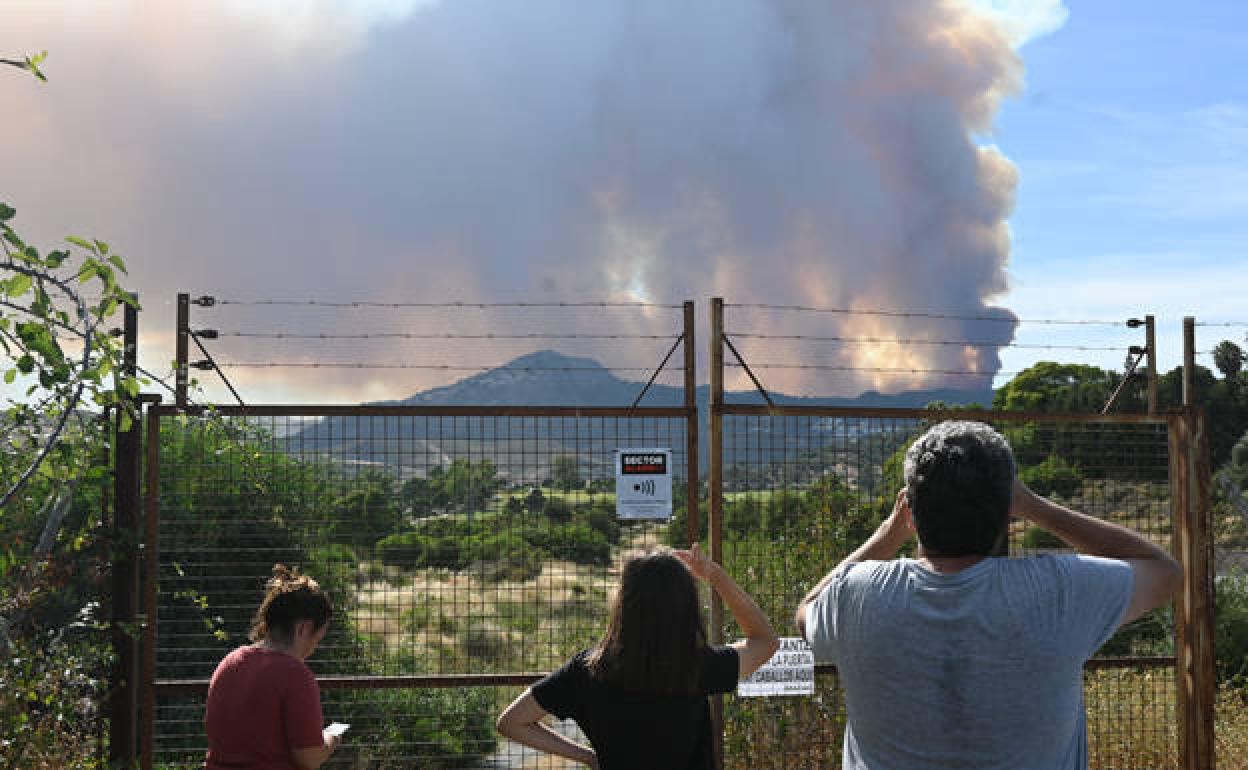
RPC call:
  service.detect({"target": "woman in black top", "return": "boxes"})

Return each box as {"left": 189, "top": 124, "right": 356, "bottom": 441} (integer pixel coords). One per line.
{"left": 496, "top": 544, "right": 778, "bottom": 769}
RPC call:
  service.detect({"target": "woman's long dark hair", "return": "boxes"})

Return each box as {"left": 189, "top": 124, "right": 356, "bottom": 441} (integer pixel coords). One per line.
{"left": 585, "top": 550, "right": 707, "bottom": 694}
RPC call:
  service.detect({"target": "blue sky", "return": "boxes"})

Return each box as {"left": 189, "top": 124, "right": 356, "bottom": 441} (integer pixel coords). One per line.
{"left": 993, "top": 2, "right": 1248, "bottom": 380}
{"left": 3, "top": 1, "right": 1246, "bottom": 402}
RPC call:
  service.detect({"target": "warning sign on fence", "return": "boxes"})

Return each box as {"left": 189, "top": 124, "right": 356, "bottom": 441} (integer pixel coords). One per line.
{"left": 614, "top": 448, "right": 672, "bottom": 520}
{"left": 737, "top": 637, "right": 815, "bottom": 697}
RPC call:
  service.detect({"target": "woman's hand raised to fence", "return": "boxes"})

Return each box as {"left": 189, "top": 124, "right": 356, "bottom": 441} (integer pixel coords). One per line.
{"left": 675, "top": 542, "right": 780, "bottom": 677}
{"left": 673, "top": 542, "right": 718, "bottom": 583}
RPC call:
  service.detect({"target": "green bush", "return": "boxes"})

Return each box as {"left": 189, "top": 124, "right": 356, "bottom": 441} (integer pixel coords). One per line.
{"left": 580, "top": 502, "right": 621, "bottom": 544}
{"left": 532, "top": 523, "right": 611, "bottom": 565}
{"left": 326, "top": 686, "right": 497, "bottom": 770}
{"left": 543, "top": 497, "right": 574, "bottom": 524}
{"left": 1020, "top": 454, "right": 1083, "bottom": 498}
{"left": 307, "top": 544, "right": 360, "bottom": 603}
{"left": 1217, "top": 574, "right": 1248, "bottom": 685}
{"left": 376, "top": 532, "right": 429, "bottom": 567}
{"left": 1021, "top": 526, "right": 1066, "bottom": 550}
{"left": 1098, "top": 607, "right": 1172, "bottom": 657}
{"left": 460, "top": 623, "right": 508, "bottom": 662}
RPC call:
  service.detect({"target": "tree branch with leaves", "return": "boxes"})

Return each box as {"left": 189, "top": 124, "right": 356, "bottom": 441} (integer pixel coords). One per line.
{"left": 1, "top": 203, "right": 140, "bottom": 509}
{"left": 1, "top": 50, "right": 48, "bottom": 82}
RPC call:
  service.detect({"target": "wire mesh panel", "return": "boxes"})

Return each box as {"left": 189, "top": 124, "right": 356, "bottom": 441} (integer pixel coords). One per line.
{"left": 152, "top": 686, "right": 603, "bottom": 769}
{"left": 148, "top": 406, "right": 690, "bottom": 769}
{"left": 714, "top": 410, "right": 1177, "bottom": 770}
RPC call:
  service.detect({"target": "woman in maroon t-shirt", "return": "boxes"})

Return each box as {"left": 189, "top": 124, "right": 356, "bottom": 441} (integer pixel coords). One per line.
{"left": 204, "top": 565, "right": 339, "bottom": 770}
{"left": 497, "top": 544, "right": 779, "bottom": 769}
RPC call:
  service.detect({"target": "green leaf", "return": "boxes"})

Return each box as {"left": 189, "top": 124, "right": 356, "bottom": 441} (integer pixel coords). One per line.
{"left": 65, "top": 235, "right": 93, "bottom": 251}
{"left": 45, "top": 250, "right": 69, "bottom": 268}
{"left": 93, "top": 239, "right": 109, "bottom": 255}
{"left": 76, "top": 261, "right": 99, "bottom": 283}
{"left": 0, "top": 203, "right": 14, "bottom": 222}
{"left": 16, "top": 354, "right": 34, "bottom": 374}
{"left": 4, "top": 368, "right": 15, "bottom": 384}
{"left": 25, "top": 51, "right": 49, "bottom": 83}
{"left": 107, "top": 253, "right": 128, "bottom": 273}
{"left": 6, "top": 273, "right": 32, "bottom": 297}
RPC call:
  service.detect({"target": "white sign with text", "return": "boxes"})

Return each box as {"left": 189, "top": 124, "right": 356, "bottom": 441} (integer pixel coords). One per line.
{"left": 614, "top": 448, "right": 673, "bottom": 520}
{"left": 737, "top": 637, "right": 815, "bottom": 697}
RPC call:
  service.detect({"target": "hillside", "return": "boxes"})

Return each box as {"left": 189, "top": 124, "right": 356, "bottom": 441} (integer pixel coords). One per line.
{"left": 287, "top": 351, "right": 991, "bottom": 479}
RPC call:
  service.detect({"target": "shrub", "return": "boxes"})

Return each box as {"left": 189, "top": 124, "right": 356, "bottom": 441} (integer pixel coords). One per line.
{"left": 306, "top": 544, "right": 360, "bottom": 605}
{"left": 581, "top": 502, "right": 621, "bottom": 544}
{"left": 376, "top": 531, "right": 428, "bottom": 567}
{"left": 461, "top": 623, "right": 508, "bottom": 662}
{"left": 1217, "top": 573, "right": 1248, "bottom": 685}
{"left": 543, "top": 497, "right": 574, "bottom": 524}
{"left": 325, "top": 686, "right": 497, "bottom": 770}
{"left": 1021, "top": 526, "right": 1066, "bottom": 550}
{"left": 543, "top": 523, "right": 611, "bottom": 565}
{"left": 1020, "top": 454, "right": 1083, "bottom": 498}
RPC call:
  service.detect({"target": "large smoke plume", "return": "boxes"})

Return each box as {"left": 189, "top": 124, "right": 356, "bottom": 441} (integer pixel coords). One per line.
{"left": 3, "top": 0, "right": 1048, "bottom": 400}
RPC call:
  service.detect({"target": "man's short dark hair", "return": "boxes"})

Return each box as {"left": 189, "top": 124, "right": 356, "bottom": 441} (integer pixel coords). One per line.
{"left": 903, "top": 421, "right": 1016, "bottom": 557}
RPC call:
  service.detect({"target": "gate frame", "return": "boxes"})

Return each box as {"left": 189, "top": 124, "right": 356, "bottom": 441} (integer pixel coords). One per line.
{"left": 138, "top": 302, "right": 701, "bottom": 769}
{"left": 707, "top": 297, "right": 1216, "bottom": 770}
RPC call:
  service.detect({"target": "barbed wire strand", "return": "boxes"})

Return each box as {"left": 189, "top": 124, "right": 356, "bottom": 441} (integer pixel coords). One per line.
{"left": 726, "top": 362, "right": 1020, "bottom": 377}
{"left": 211, "top": 299, "right": 682, "bottom": 310}
{"left": 211, "top": 331, "right": 680, "bottom": 341}
{"left": 725, "top": 332, "right": 1125, "bottom": 352}
{"left": 217, "top": 359, "right": 683, "bottom": 371}
{"left": 724, "top": 303, "right": 1127, "bottom": 326}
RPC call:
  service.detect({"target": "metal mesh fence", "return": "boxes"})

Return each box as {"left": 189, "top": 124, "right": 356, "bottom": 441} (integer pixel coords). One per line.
{"left": 146, "top": 406, "right": 1182, "bottom": 769}
{"left": 152, "top": 686, "right": 601, "bottom": 769}
{"left": 148, "top": 407, "right": 687, "bottom": 769}
{"left": 714, "top": 410, "right": 1176, "bottom": 770}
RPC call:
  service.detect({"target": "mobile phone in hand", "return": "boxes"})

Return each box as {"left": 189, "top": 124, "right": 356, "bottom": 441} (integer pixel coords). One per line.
{"left": 325, "top": 722, "right": 350, "bottom": 738}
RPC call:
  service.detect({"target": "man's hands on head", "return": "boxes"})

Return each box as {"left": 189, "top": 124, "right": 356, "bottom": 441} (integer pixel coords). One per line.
{"left": 797, "top": 489, "right": 915, "bottom": 636}
{"left": 1007, "top": 478, "right": 1181, "bottom": 624}
{"left": 881, "top": 488, "right": 917, "bottom": 545}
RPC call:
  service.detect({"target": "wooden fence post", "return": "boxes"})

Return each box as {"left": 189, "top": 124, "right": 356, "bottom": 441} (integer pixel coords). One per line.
{"left": 1171, "top": 408, "right": 1216, "bottom": 769}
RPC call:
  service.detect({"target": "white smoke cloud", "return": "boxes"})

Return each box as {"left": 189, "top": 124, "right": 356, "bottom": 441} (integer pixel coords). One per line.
{"left": 966, "top": 0, "right": 1069, "bottom": 47}
{"left": 2, "top": 0, "right": 1050, "bottom": 401}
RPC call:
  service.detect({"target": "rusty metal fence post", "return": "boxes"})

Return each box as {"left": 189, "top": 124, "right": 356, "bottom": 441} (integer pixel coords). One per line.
{"left": 684, "top": 300, "right": 701, "bottom": 547}
{"left": 1170, "top": 407, "right": 1216, "bottom": 770}
{"left": 109, "top": 299, "right": 141, "bottom": 768}
{"left": 175, "top": 293, "right": 189, "bottom": 408}
{"left": 708, "top": 297, "right": 726, "bottom": 769}
{"left": 140, "top": 408, "right": 163, "bottom": 770}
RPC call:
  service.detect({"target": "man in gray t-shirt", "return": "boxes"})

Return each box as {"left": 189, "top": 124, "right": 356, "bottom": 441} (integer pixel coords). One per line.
{"left": 796, "top": 421, "right": 1182, "bottom": 770}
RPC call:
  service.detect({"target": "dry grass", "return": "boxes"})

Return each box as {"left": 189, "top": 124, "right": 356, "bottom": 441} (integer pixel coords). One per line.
{"left": 352, "top": 558, "right": 618, "bottom": 673}
{"left": 1217, "top": 683, "right": 1248, "bottom": 768}
{"left": 1085, "top": 667, "right": 1179, "bottom": 769}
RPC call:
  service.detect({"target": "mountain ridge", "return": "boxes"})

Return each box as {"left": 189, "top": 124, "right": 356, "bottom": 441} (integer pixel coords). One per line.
{"left": 373, "top": 349, "right": 994, "bottom": 409}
